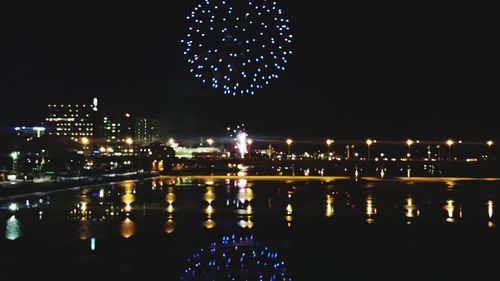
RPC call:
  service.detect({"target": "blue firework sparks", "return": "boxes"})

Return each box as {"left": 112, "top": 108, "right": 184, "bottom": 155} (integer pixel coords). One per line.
{"left": 181, "top": 0, "right": 293, "bottom": 96}
{"left": 182, "top": 234, "right": 292, "bottom": 280}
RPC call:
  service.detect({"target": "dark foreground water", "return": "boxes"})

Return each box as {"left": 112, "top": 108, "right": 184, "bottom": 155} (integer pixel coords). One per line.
{"left": 1, "top": 177, "right": 499, "bottom": 279}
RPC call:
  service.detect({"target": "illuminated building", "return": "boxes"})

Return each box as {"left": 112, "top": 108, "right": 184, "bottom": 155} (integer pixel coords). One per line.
{"left": 44, "top": 98, "right": 98, "bottom": 141}
{"left": 14, "top": 126, "right": 46, "bottom": 139}
{"left": 134, "top": 117, "right": 160, "bottom": 145}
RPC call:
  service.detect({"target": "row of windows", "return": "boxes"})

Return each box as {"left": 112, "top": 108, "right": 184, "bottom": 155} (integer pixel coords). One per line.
{"left": 54, "top": 123, "right": 93, "bottom": 127}
{"left": 53, "top": 132, "right": 93, "bottom": 136}
{"left": 48, "top": 104, "right": 89, "bottom": 108}
{"left": 56, "top": 128, "right": 93, "bottom": 131}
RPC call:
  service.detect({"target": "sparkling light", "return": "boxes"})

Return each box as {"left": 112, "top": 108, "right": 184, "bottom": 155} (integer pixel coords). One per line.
{"left": 182, "top": 234, "right": 292, "bottom": 280}
{"left": 237, "top": 132, "right": 248, "bottom": 158}
{"left": 182, "top": 0, "right": 293, "bottom": 96}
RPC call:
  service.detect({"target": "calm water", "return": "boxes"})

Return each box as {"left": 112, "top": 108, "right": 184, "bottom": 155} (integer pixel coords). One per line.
{"left": 1, "top": 177, "right": 499, "bottom": 279}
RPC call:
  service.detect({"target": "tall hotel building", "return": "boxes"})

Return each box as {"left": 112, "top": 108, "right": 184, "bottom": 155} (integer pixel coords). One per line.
{"left": 44, "top": 98, "right": 98, "bottom": 142}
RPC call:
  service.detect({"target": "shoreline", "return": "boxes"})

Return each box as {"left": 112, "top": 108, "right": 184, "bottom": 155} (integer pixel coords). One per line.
{"left": 3, "top": 174, "right": 500, "bottom": 201}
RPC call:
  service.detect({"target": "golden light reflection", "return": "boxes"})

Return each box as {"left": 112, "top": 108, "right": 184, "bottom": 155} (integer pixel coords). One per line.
{"left": 165, "top": 217, "right": 175, "bottom": 234}
{"left": 238, "top": 218, "right": 254, "bottom": 229}
{"left": 286, "top": 204, "right": 293, "bottom": 215}
{"left": 237, "top": 188, "right": 254, "bottom": 203}
{"left": 326, "top": 194, "right": 334, "bottom": 217}
{"left": 246, "top": 204, "right": 253, "bottom": 215}
{"left": 80, "top": 202, "right": 88, "bottom": 213}
{"left": 205, "top": 204, "right": 215, "bottom": 218}
{"left": 286, "top": 215, "right": 292, "bottom": 228}
{"left": 203, "top": 219, "right": 217, "bottom": 229}
{"left": 488, "top": 200, "right": 494, "bottom": 219}
{"left": 78, "top": 218, "right": 90, "bottom": 240}
{"left": 366, "top": 195, "right": 376, "bottom": 224}
{"left": 120, "top": 218, "right": 136, "bottom": 238}
{"left": 204, "top": 187, "right": 216, "bottom": 204}
{"left": 166, "top": 187, "right": 175, "bottom": 213}
{"left": 488, "top": 200, "right": 494, "bottom": 228}
{"left": 167, "top": 204, "right": 174, "bottom": 214}
{"left": 444, "top": 200, "right": 455, "bottom": 223}
{"left": 121, "top": 182, "right": 136, "bottom": 213}
{"left": 405, "top": 197, "right": 418, "bottom": 218}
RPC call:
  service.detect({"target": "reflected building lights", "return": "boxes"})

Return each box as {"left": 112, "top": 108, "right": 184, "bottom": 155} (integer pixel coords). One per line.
{"left": 237, "top": 187, "right": 254, "bottom": 204}
{"left": 366, "top": 195, "right": 376, "bottom": 224}
{"left": 238, "top": 218, "right": 254, "bottom": 229}
{"left": 165, "top": 216, "right": 175, "bottom": 234}
{"left": 488, "top": 200, "right": 494, "bottom": 219}
{"left": 488, "top": 200, "right": 494, "bottom": 228}
{"left": 122, "top": 182, "right": 136, "bottom": 214}
{"left": 326, "top": 194, "right": 334, "bottom": 218}
{"left": 203, "top": 218, "right": 216, "bottom": 229}
{"left": 78, "top": 217, "right": 90, "bottom": 240}
{"left": 5, "top": 215, "right": 21, "bottom": 240}
{"left": 405, "top": 197, "right": 419, "bottom": 220}
{"left": 444, "top": 200, "right": 455, "bottom": 223}
{"left": 166, "top": 187, "right": 176, "bottom": 214}
{"left": 120, "top": 218, "right": 136, "bottom": 238}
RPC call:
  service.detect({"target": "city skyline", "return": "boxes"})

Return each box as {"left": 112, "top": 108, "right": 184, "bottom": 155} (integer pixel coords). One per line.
{"left": 1, "top": 2, "right": 498, "bottom": 139}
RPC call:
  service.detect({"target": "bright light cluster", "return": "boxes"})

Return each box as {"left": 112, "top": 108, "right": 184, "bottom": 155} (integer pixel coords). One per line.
{"left": 237, "top": 132, "right": 249, "bottom": 158}
{"left": 182, "top": 234, "right": 292, "bottom": 280}
{"left": 182, "top": 0, "right": 293, "bottom": 96}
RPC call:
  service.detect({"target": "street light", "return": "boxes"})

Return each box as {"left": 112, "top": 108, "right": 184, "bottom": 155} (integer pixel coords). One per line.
{"left": 10, "top": 152, "right": 19, "bottom": 172}
{"left": 126, "top": 138, "right": 133, "bottom": 146}
{"left": 406, "top": 139, "right": 414, "bottom": 160}
{"left": 168, "top": 138, "right": 175, "bottom": 146}
{"left": 487, "top": 140, "right": 494, "bottom": 160}
{"left": 366, "top": 139, "right": 373, "bottom": 161}
{"left": 286, "top": 139, "right": 293, "bottom": 157}
{"left": 326, "top": 139, "right": 334, "bottom": 156}
{"left": 446, "top": 139, "right": 454, "bottom": 161}
{"left": 81, "top": 137, "right": 89, "bottom": 146}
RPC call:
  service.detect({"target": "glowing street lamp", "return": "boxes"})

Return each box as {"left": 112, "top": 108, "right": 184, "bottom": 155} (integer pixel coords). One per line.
{"left": 10, "top": 152, "right": 19, "bottom": 172}
{"left": 286, "top": 139, "right": 293, "bottom": 157}
{"left": 126, "top": 138, "right": 133, "bottom": 146}
{"left": 247, "top": 139, "right": 253, "bottom": 159}
{"left": 366, "top": 139, "right": 373, "bottom": 161}
{"left": 446, "top": 140, "right": 454, "bottom": 161}
{"left": 406, "top": 139, "right": 414, "bottom": 160}
{"left": 326, "top": 139, "right": 334, "bottom": 156}
{"left": 168, "top": 138, "right": 175, "bottom": 146}
{"left": 487, "top": 140, "right": 494, "bottom": 160}
{"left": 487, "top": 140, "right": 494, "bottom": 148}
{"left": 81, "top": 137, "right": 89, "bottom": 146}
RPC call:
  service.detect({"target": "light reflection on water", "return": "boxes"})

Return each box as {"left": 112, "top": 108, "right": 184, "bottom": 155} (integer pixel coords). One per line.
{"left": 5, "top": 215, "right": 21, "bottom": 240}
{"left": 1, "top": 178, "right": 498, "bottom": 242}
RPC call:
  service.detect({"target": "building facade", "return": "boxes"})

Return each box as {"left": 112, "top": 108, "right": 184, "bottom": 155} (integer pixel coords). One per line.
{"left": 44, "top": 98, "right": 98, "bottom": 142}
{"left": 134, "top": 118, "right": 160, "bottom": 145}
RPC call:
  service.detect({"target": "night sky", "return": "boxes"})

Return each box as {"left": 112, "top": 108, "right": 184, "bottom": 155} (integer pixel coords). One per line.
{"left": 1, "top": 2, "right": 498, "bottom": 140}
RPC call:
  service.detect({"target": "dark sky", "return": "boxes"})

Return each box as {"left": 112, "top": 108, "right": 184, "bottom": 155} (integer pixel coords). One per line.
{"left": 1, "top": 2, "right": 498, "bottom": 140}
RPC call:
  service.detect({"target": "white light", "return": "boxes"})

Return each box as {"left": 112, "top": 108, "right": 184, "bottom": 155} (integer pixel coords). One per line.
{"left": 9, "top": 203, "right": 18, "bottom": 212}
{"left": 10, "top": 152, "right": 19, "bottom": 160}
